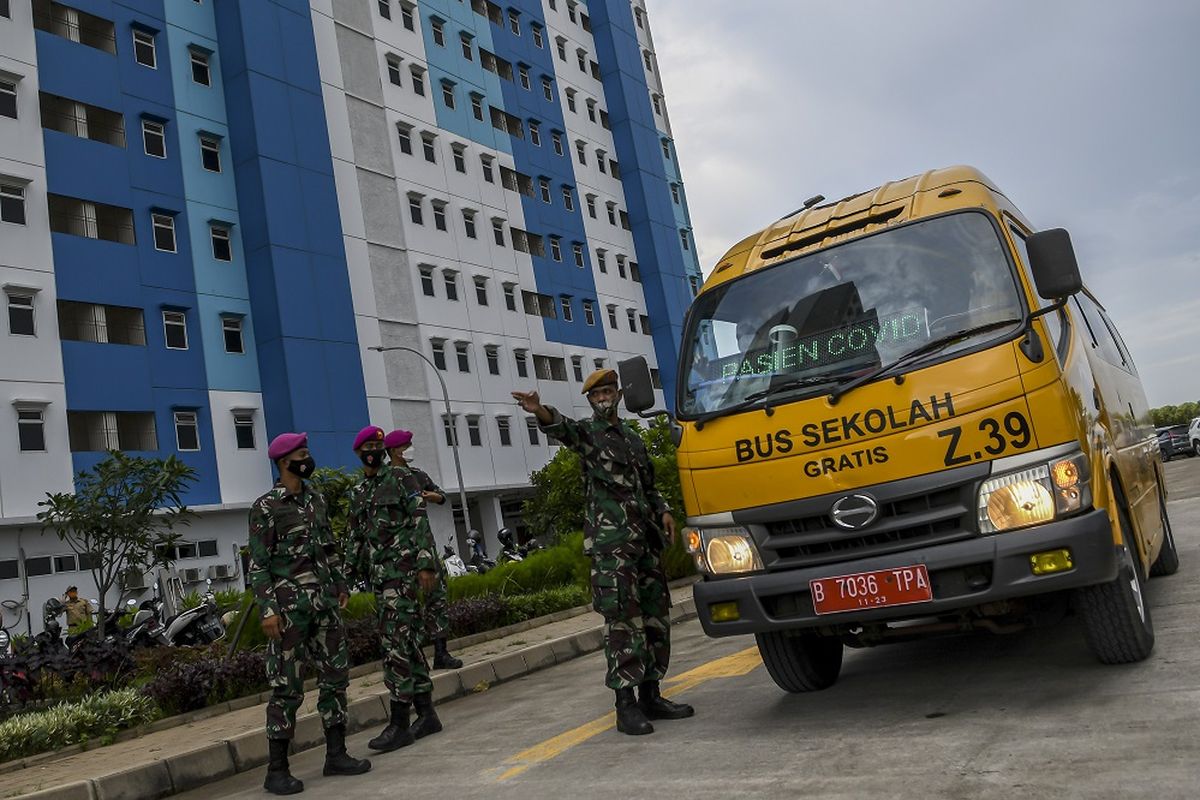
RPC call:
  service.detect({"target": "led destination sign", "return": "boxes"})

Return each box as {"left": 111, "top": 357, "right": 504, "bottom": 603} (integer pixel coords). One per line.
{"left": 719, "top": 309, "right": 928, "bottom": 380}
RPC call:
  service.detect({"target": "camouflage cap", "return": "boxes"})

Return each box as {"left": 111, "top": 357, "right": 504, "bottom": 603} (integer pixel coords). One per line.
{"left": 582, "top": 368, "right": 619, "bottom": 395}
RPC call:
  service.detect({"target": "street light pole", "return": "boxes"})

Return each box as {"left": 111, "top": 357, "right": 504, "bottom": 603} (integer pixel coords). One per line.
{"left": 368, "top": 345, "right": 473, "bottom": 553}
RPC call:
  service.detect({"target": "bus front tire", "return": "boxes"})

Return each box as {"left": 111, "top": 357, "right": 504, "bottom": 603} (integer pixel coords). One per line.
{"left": 1075, "top": 504, "right": 1155, "bottom": 665}
{"left": 755, "top": 630, "right": 843, "bottom": 693}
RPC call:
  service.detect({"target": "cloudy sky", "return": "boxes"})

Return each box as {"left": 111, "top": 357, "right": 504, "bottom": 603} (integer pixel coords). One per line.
{"left": 649, "top": 0, "right": 1200, "bottom": 407}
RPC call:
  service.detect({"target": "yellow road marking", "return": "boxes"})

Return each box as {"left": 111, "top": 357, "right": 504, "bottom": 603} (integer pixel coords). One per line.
{"left": 494, "top": 646, "right": 762, "bottom": 782}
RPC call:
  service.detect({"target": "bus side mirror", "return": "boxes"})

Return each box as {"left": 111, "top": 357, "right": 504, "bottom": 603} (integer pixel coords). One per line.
{"left": 1026, "top": 228, "right": 1083, "bottom": 300}
{"left": 619, "top": 356, "right": 656, "bottom": 413}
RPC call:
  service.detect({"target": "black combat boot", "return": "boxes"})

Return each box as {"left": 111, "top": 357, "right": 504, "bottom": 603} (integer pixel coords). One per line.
{"left": 322, "top": 724, "right": 372, "bottom": 776}
{"left": 614, "top": 687, "right": 653, "bottom": 735}
{"left": 432, "top": 638, "right": 463, "bottom": 669}
{"left": 368, "top": 700, "right": 415, "bottom": 752}
{"left": 409, "top": 692, "right": 443, "bottom": 739}
{"left": 264, "top": 738, "right": 304, "bottom": 795}
{"left": 638, "top": 680, "right": 695, "bottom": 720}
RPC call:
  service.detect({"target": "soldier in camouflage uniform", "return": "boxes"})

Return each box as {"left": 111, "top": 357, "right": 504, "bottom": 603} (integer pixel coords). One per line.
{"left": 248, "top": 432, "right": 371, "bottom": 795}
{"left": 347, "top": 426, "right": 443, "bottom": 753}
{"left": 513, "top": 370, "right": 696, "bottom": 735}
{"left": 384, "top": 428, "right": 462, "bottom": 669}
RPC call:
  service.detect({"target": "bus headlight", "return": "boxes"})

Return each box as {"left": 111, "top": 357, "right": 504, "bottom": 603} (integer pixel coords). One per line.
{"left": 684, "top": 526, "right": 763, "bottom": 575}
{"left": 978, "top": 451, "right": 1091, "bottom": 533}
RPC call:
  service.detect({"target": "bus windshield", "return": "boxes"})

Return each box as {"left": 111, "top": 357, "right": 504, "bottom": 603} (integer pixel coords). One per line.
{"left": 679, "top": 212, "right": 1025, "bottom": 418}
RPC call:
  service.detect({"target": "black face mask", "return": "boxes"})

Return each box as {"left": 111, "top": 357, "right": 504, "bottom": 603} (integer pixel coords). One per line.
{"left": 359, "top": 451, "right": 382, "bottom": 468}
{"left": 286, "top": 456, "right": 316, "bottom": 477}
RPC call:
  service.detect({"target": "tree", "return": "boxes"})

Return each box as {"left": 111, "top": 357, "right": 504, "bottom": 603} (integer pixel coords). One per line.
{"left": 37, "top": 451, "right": 197, "bottom": 638}
{"left": 1150, "top": 402, "right": 1200, "bottom": 427}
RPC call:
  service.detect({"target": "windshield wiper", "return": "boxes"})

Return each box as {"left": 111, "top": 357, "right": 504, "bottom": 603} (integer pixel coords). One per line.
{"left": 693, "top": 375, "right": 842, "bottom": 430}
{"left": 826, "top": 318, "right": 1024, "bottom": 405}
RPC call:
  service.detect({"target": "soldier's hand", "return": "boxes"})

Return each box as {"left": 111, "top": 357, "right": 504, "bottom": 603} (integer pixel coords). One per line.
{"left": 261, "top": 614, "right": 282, "bottom": 640}
{"left": 418, "top": 570, "right": 437, "bottom": 593}
{"left": 662, "top": 513, "right": 677, "bottom": 545}
{"left": 338, "top": 592, "right": 349, "bottom": 609}
{"left": 511, "top": 390, "right": 541, "bottom": 414}
{"left": 421, "top": 491, "right": 442, "bottom": 503}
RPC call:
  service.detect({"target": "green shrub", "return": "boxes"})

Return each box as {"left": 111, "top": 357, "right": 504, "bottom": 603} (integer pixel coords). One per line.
{"left": 0, "top": 688, "right": 159, "bottom": 762}
{"left": 500, "top": 584, "right": 591, "bottom": 626}
{"left": 342, "top": 592, "right": 377, "bottom": 620}
{"left": 447, "top": 533, "right": 589, "bottom": 601}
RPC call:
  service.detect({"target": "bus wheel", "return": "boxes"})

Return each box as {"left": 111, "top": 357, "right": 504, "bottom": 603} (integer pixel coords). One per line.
{"left": 1075, "top": 503, "right": 1155, "bottom": 664}
{"left": 755, "top": 630, "right": 843, "bottom": 692}
{"left": 1150, "top": 488, "right": 1180, "bottom": 577}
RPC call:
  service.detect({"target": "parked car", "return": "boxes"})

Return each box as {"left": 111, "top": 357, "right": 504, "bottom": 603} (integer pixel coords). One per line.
{"left": 1190, "top": 417, "right": 1200, "bottom": 457}
{"left": 1156, "top": 424, "right": 1192, "bottom": 461}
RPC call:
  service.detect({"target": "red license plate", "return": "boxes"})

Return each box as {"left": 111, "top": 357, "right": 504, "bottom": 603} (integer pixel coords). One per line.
{"left": 810, "top": 564, "right": 933, "bottom": 615}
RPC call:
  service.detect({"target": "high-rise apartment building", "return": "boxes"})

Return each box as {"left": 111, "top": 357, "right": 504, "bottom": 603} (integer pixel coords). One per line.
{"left": 0, "top": 0, "right": 700, "bottom": 630}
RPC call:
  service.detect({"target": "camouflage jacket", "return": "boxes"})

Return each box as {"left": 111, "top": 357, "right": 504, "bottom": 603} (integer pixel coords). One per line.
{"left": 247, "top": 482, "right": 347, "bottom": 618}
{"left": 348, "top": 465, "right": 437, "bottom": 590}
{"left": 396, "top": 463, "right": 445, "bottom": 520}
{"left": 539, "top": 408, "right": 671, "bottom": 554}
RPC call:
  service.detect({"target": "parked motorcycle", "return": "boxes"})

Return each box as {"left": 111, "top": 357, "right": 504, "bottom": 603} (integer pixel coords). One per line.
{"left": 496, "top": 527, "right": 524, "bottom": 564}
{"left": 442, "top": 544, "right": 468, "bottom": 577}
{"left": 465, "top": 530, "right": 494, "bottom": 574}
{"left": 162, "top": 580, "right": 225, "bottom": 646}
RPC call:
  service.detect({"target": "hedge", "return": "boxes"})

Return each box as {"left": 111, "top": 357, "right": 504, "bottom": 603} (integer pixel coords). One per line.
{"left": 0, "top": 688, "right": 158, "bottom": 763}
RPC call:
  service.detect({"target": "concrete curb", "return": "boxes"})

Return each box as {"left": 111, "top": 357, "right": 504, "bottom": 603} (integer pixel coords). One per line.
{"left": 10, "top": 595, "right": 697, "bottom": 799}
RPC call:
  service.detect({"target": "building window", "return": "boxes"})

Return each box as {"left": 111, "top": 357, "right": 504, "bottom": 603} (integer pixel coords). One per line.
{"left": 460, "top": 33, "right": 473, "bottom": 60}
{"left": 643, "top": 50, "right": 654, "bottom": 72}
{"left": 519, "top": 65, "right": 530, "bottom": 89}
{"left": 635, "top": 7, "right": 645, "bottom": 27}
{"left": 387, "top": 55, "right": 403, "bottom": 85}
{"left": 53, "top": 554, "right": 76, "bottom": 572}
{"left": 455, "top": 341, "right": 470, "bottom": 372}
{"left": 474, "top": 275, "right": 488, "bottom": 306}
{"left": 444, "top": 271, "right": 458, "bottom": 301}
{"left": 401, "top": 2, "right": 414, "bottom": 30}
{"left": 586, "top": 195, "right": 597, "bottom": 219}
{"left": 199, "top": 135, "right": 221, "bottom": 172}
{"left": 451, "top": 145, "right": 466, "bottom": 173}
{"left": 572, "top": 242, "right": 584, "bottom": 267}
{"left": 585, "top": 98, "right": 596, "bottom": 121}
{"left": 430, "top": 17, "right": 445, "bottom": 46}
{"left": 151, "top": 213, "right": 177, "bottom": 252}
{"left": 68, "top": 410, "right": 157, "bottom": 451}
{"left": 378, "top": 0, "right": 391, "bottom": 19}
{"left": 466, "top": 416, "right": 482, "bottom": 446}
{"left": 431, "top": 339, "right": 446, "bottom": 370}
{"left": 419, "top": 265, "right": 435, "bottom": 297}
{"left": 395, "top": 126, "right": 413, "bottom": 156}
{"left": 174, "top": 411, "right": 199, "bottom": 451}
{"left": 616, "top": 254, "right": 626, "bottom": 278}
{"left": 222, "top": 316, "right": 243, "bottom": 354}
{"left": 471, "top": 93, "right": 484, "bottom": 121}
{"left": 0, "top": 80, "right": 16, "bottom": 119}
{"left": 631, "top": 261, "right": 641, "bottom": 282}
{"left": 485, "top": 345, "right": 500, "bottom": 375}
{"left": 492, "top": 218, "right": 505, "bottom": 247}
{"left": 526, "top": 418, "right": 539, "bottom": 445}
{"left": 411, "top": 66, "right": 425, "bottom": 96}
{"left": 640, "top": 314, "right": 651, "bottom": 335}
{"left": 652, "top": 94, "right": 662, "bottom": 116}
{"left": 140, "top": 119, "right": 167, "bottom": 158}
{"left": 531, "top": 22, "right": 544, "bottom": 47}
{"left": 539, "top": 177, "right": 551, "bottom": 203}
{"left": 233, "top": 410, "right": 255, "bottom": 449}
{"left": 441, "top": 81, "right": 455, "bottom": 109}
{"left": 162, "top": 310, "right": 188, "bottom": 349}
{"left": 541, "top": 76, "right": 554, "bottom": 102}
{"left": 58, "top": 300, "right": 145, "bottom": 345}
{"left": 190, "top": 50, "right": 211, "bottom": 86}
{"left": 497, "top": 416, "right": 512, "bottom": 446}
{"left": 408, "top": 195, "right": 423, "bottom": 225}
{"left": 480, "top": 155, "right": 494, "bottom": 183}
{"left": 627, "top": 308, "right": 637, "bottom": 332}
{"left": 583, "top": 299, "right": 595, "bottom": 326}
{"left": 207, "top": 224, "right": 232, "bottom": 261}
{"left": 0, "top": 184, "right": 26, "bottom": 225}
{"left": 575, "top": 140, "right": 586, "bottom": 164}
{"left": 671, "top": 183, "right": 681, "bottom": 204}
{"left": 550, "top": 237, "right": 562, "bottom": 262}
{"left": 529, "top": 120, "right": 541, "bottom": 146}
{"left": 556, "top": 37, "right": 566, "bottom": 61}
{"left": 463, "top": 210, "right": 477, "bottom": 238}
{"left": 442, "top": 414, "right": 458, "bottom": 447}
{"left": 431, "top": 200, "right": 447, "bottom": 231}
{"left": 560, "top": 297, "right": 573, "bottom": 321}
{"left": 578, "top": 50, "right": 587, "bottom": 73}
{"left": 503, "top": 283, "right": 516, "bottom": 311}
{"left": 680, "top": 228, "right": 690, "bottom": 251}
{"left": 514, "top": 349, "right": 528, "bottom": 378}
{"left": 662, "top": 138, "right": 671, "bottom": 160}
{"left": 607, "top": 202, "right": 617, "bottom": 225}
{"left": 596, "top": 250, "right": 607, "bottom": 273}
{"left": 562, "top": 186, "right": 574, "bottom": 211}
{"left": 508, "top": 9, "right": 520, "bottom": 34}
{"left": 7, "top": 291, "right": 35, "bottom": 335}
{"left": 17, "top": 408, "right": 46, "bottom": 452}
{"left": 571, "top": 355, "right": 583, "bottom": 382}
{"left": 133, "top": 29, "right": 156, "bottom": 68}
{"left": 607, "top": 304, "right": 618, "bottom": 329}
{"left": 565, "top": 88, "right": 576, "bottom": 113}
{"left": 552, "top": 131, "right": 563, "bottom": 155}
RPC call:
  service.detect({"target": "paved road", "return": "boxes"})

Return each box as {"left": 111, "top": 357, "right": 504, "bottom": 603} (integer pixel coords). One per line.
{"left": 185, "top": 459, "right": 1200, "bottom": 800}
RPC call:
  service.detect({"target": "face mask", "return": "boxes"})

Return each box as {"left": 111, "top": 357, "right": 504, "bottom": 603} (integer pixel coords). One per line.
{"left": 359, "top": 451, "right": 382, "bottom": 468}
{"left": 590, "top": 398, "right": 618, "bottom": 418}
{"left": 286, "top": 456, "right": 316, "bottom": 477}
{"left": 402, "top": 447, "right": 415, "bottom": 460}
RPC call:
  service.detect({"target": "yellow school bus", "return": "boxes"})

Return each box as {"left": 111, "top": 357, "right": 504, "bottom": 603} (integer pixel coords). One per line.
{"left": 622, "top": 165, "right": 1178, "bottom": 692}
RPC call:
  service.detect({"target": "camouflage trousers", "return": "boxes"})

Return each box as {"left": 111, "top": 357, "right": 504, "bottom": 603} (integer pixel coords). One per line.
{"left": 590, "top": 544, "right": 672, "bottom": 690}
{"left": 377, "top": 581, "right": 433, "bottom": 702}
{"left": 419, "top": 560, "right": 451, "bottom": 642}
{"left": 264, "top": 589, "right": 349, "bottom": 740}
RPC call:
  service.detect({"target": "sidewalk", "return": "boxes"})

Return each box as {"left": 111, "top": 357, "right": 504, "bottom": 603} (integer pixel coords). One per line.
{"left": 0, "top": 581, "right": 699, "bottom": 800}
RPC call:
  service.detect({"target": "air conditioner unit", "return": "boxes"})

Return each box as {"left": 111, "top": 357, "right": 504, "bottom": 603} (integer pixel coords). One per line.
{"left": 181, "top": 567, "right": 204, "bottom": 584}
{"left": 120, "top": 567, "right": 148, "bottom": 592}
{"left": 208, "top": 564, "right": 233, "bottom": 581}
